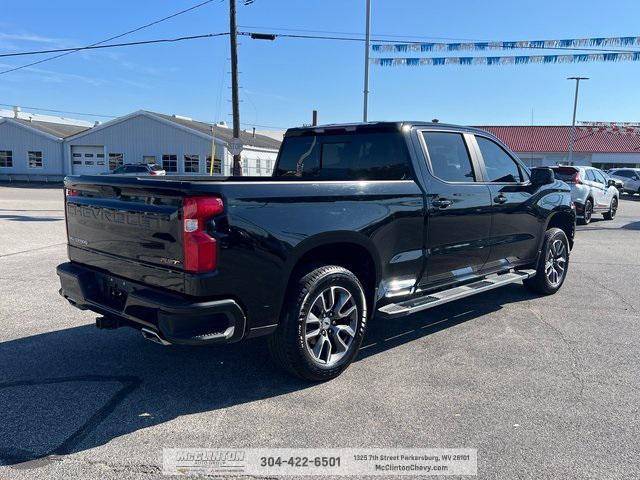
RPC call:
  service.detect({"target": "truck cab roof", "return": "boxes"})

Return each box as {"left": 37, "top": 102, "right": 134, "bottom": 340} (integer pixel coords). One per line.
{"left": 284, "top": 121, "right": 492, "bottom": 138}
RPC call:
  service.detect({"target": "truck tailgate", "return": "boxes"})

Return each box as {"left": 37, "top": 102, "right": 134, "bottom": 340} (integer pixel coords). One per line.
{"left": 65, "top": 180, "right": 185, "bottom": 271}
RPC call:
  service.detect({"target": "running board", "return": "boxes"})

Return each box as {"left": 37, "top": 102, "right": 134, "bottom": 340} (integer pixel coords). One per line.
{"left": 377, "top": 269, "right": 536, "bottom": 318}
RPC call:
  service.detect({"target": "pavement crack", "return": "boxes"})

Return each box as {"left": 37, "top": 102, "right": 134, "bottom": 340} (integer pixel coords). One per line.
{"left": 527, "top": 304, "right": 586, "bottom": 401}
{"left": 578, "top": 271, "right": 639, "bottom": 314}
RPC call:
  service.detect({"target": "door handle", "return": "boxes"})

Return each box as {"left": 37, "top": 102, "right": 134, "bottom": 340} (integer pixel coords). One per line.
{"left": 432, "top": 198, "right": 452, "bottom": 209}
{"left": 494, "top": 194, "right": 507, "bottom": 204}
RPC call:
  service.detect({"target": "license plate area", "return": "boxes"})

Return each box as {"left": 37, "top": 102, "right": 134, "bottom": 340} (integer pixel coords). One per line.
{"left": 98, "top": 275, "right": 130, "bottom": 311}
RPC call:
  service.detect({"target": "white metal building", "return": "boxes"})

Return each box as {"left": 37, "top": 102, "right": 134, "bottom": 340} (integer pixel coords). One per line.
{"left": 0, "top": 116, "right": 89, "bottom": 181}
{"left": 64, "top": 111, "right": 281, "bottom": 176}
{"left": 0, "top": 109, "right": 281, "bottom": 181}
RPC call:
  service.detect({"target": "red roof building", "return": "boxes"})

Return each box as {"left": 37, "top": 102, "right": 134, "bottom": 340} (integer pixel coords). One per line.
{"left": 475, "top": 126, "right": 640, "bottom": 169}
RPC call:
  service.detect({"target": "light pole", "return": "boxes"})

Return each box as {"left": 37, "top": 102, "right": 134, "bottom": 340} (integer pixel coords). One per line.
{"left": 567, "top": 77, "right": 589, "bottom": 165}
{"left": 363, "top": 0, "right": 371, "bottom": 122}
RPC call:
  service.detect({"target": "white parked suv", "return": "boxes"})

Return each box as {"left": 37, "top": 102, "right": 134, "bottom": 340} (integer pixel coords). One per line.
{"left": 551, "top": 166, "right": 619, "bottom": 225}
{"left": 607, "top": 168, "right": 640, "bottom": 195}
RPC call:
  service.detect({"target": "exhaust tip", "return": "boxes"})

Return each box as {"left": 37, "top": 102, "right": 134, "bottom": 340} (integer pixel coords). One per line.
{"left": 141, "top": 328, "right": 171, "bottom": 346}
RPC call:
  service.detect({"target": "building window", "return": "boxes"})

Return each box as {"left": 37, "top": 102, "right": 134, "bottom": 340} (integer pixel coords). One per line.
{"left": 108, "top": 153, "right": 123, "bottom": 171}
{"left": 84, "top": 153, "right": 94, "bottom": 158}
{"left": 162, "top": 154, "right": 177, "bottom": 172}
{"left": 0, "top": 150, "right": 12, "bottom": 168}
{"left": 206, "top": 156, "right": 222, "bottom": 174}
{"left": 28, "top": 151, "right": 43, "bottom": 168}
{"left": 143, "top": 155, "right": 156, "bottom": 164}
{"left": 184, "top": 154, "right": 200, "bottom": 173}
{"left": 256, "top": 158, "right": 262, "bottom": 175}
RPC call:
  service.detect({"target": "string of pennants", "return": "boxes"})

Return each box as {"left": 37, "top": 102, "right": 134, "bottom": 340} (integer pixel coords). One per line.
{"left": 578, "top": 123, "right": 640, "bottom": 135}
{"left": 371, "top": 35, "right": 640, "bottom": 67}
{"left": 371, "top": 36, "right": 640, "bottom": 53}
{"left": 371, "top": 52, "right": 640, "bottom": 67}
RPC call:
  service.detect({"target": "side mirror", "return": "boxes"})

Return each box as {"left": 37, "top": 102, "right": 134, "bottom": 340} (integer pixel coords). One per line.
{"left": 607, "top": 179, "right": 617, "bottom": 187}
{"left": 531, "top": 167, "right": 555, "bottom": 186}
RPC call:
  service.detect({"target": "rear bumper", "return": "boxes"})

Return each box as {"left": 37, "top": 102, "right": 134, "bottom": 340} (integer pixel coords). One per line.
{"left": 57, "top": 262, "right": 246, "bottom": 345}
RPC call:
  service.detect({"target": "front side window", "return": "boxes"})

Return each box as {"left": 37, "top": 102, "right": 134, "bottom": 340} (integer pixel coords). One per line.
{"left": 108, "top": 153, "right": 123, "bottom": 171}
{"left": 184, "top": 154, "right": 200, "bottom": 173}
{"left": 28, "top": 151, "right": 43, "bottom": 168}
{"left": 421, "top": 132, "right": 475, "bottom": 182}
{"left": 274, "top": 132, "right": 411, "bottom": 180}
{"left": 0, "top": 150, "right": 13, "bottom": 168}
{"left": 162, "top": 154, "right": 177, "bottom": 172}
{"left": 476, "top": 136, "right": 523, "bottom": 183}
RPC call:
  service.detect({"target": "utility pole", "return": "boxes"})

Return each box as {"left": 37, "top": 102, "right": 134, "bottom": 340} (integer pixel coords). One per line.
{"left": 229, "top": 0, "right": 242, "bottom": 175}
{"left": 312, "top": 110, "right": 318, "bottom": 126}
{"left": 362, "top": 0, "right": 371, "bottom": 122}
{"left": 567, "top": 77, "right": 589, "bottom": 165}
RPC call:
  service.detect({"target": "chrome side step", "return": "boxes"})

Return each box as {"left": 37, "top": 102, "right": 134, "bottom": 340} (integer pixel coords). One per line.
{"left": 377, "top": 269, "right": 536, "bottom": 318}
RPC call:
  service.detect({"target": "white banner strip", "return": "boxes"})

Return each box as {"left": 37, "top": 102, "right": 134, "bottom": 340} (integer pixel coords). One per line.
{"left": 163, "top": 448, "right": 478, "bottom": 477}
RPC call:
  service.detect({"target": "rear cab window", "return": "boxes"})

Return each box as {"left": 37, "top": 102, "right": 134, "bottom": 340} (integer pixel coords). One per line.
{"left": 274, "top": 130, "right": 412, "bottom": 180}
{"left": 420, "top": 131, "right": 476, "bottom": 182}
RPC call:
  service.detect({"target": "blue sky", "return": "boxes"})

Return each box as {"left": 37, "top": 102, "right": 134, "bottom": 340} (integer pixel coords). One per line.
{"left": 1, "top": 0, "right": 639, "bottom": 129}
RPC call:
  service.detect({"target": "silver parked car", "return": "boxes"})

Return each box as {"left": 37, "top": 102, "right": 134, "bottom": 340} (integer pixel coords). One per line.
{"left": 550, "top": 166, "right": 619, "bottom": 225}
{"left": 607, "top": 168, "right": 640, "bottom": 195}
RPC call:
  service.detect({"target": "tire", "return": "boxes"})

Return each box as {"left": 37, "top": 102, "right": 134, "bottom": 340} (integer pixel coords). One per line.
{"left": 268, "top": 265, "right": 368, "bottom": 381}
{"left": 603, "top": 197, "right": 618, "bottom": 220}
{"left": 524, "top": 228, "right": 570, "bottom": 295}
{"left": 577, "top": 198, "right": 593, "bottom": 225}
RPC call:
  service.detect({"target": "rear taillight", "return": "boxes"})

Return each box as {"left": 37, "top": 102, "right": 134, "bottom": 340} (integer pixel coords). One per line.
{"left": 182, "top": 196, "right": 224, "bottom": 273}
{"left": 149, "top": 170, "right": 160, "bottom": 175}
{"left": 571, "top": 172, "right": 582, "bottom": 184}
{"left": 66, "top": 188, "right": 79, "bottom": 197}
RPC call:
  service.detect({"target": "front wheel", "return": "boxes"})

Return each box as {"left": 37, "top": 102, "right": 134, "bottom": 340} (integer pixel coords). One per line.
{"left": 524, "top": 228, "right": 570, "bottom": 295}
{"left": 603, "top": 197, "right": 618, "bottom": 220}
{"left": 268, "top": 265, "right": 368, "bottom": 381}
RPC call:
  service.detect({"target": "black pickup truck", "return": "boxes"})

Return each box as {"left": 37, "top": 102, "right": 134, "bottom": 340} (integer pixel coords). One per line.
{"left": 57, "top": 122, "right": 575, "bottom": 380}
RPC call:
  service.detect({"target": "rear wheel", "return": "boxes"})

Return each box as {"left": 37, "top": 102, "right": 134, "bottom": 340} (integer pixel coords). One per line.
{"left": 603, "top": 197, "right": 618, "bottom": 220}
{"left": 578, "top": 199, "right": 593, "bottom": 225}
{"left": 524, "top": 228, "right": 569, "bottom": 295}
{"left": 268, "top": 265, "right": 368, "bottom": 381}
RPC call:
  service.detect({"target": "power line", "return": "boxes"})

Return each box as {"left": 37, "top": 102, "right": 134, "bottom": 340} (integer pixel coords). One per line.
{"left": 238, "top": 25, "right": 483, "bottom": 42}
{"left": 0, "top": 33, "right": 228, "bottom": 59}
{"left": 0, "top": 0, "right": 218, "bottom": 75}
{"left": 0, "top": 103, "right": 118, "bottom": 118}
{"left": 237, "top": 30, "right": 640, "bottom": 54}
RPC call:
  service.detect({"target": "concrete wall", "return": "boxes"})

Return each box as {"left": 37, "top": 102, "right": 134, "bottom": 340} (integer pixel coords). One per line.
{"left": 0, "top": 120, "right": 64, "bottom": 181}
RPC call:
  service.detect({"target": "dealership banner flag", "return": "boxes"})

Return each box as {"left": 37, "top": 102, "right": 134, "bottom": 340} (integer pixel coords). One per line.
{"left": 371, "top": 52, "right": 640, "bottom": 67}
{"left": 372, "top": 36, "right": 640, "bottom": 53}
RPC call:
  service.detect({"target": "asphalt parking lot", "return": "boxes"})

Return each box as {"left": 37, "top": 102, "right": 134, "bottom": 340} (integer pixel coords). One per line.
{"left": 1, "top": 184, "right": 639, "bottom": 479}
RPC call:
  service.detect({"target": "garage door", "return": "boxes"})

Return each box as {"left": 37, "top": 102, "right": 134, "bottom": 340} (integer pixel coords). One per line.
{"left": 71, "top": 146, "right": 106, "bottom": 175}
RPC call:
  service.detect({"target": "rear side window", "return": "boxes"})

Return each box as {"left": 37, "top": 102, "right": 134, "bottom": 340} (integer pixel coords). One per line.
{"left": 593, "top": 170, "right": 606, "bottom": 184}
{"left": 476, "top": 136, "right": 523, "bottom": 183}
{"left": 274, "top": 132, "right": 411, "bottom": 180}
{"left": 585, "top": 169, "right": 596, "bottom": 182}
{"left": 421, "top": 132, "right": 475, "bottom": 182}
